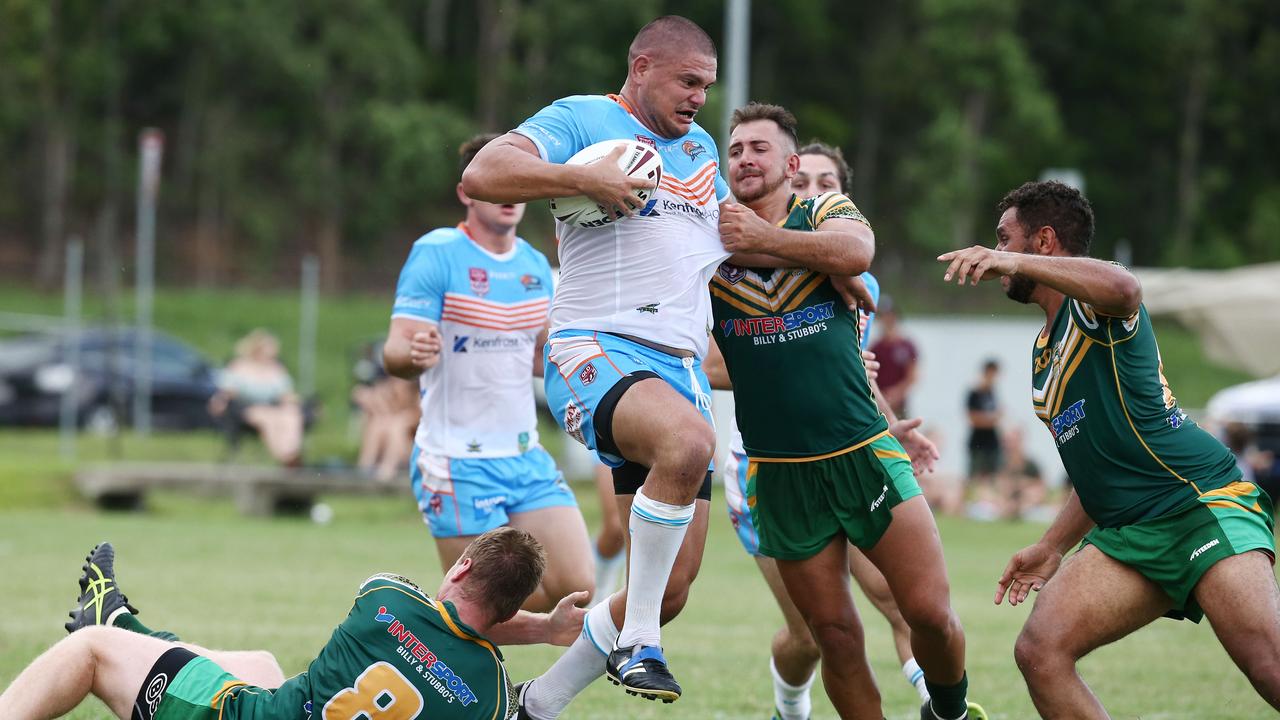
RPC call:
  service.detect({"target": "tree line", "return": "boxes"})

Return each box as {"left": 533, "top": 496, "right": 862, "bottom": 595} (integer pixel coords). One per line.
{"left": 1, "top": 0, "right": 1277, "bottom": 294}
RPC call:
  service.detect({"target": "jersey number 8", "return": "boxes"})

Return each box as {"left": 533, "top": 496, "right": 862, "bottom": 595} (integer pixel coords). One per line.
{"left": 323, "top": 661, "right": 425, "bottom": 720}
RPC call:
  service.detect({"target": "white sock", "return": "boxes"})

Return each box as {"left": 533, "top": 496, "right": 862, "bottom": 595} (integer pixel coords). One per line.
{"left": 524, "top": 599, "right": 619, "bottom": 719}
{"left": 105, "top": 606, "right": 131, "bottom": 626}
{"left": 590, "top": 544, "right": 626, "bottom": 608}
{"left": 615, "top": 489, "right": 693, "bottom": 649}
{"left": 770, "top": 657, "right": 815, "bottom": 720}
{"left": 903, "top": 657, "right": 930, "bottom": 701}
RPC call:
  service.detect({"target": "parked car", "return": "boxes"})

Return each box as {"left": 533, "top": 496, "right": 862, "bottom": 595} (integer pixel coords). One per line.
{"left": 0, "top": 327, "right": 220, "bottom": 431}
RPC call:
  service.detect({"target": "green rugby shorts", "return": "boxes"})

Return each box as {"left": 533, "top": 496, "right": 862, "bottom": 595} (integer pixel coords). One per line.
{"left": 140, "top": 647, "right": 248, "bottom": 720}
{"left": 747, "top": 431, "right": 923, "bottom": 560}
{"left": 1083, "top": 480, "right": 1275, "bottom": 622}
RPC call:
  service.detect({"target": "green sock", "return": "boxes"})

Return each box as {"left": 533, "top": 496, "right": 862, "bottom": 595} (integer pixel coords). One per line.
{"left": 924, "top": 671, "right": 968, "bottom": 719}
{"left": 112, "top": 612, "right": 181, "bottom": 642}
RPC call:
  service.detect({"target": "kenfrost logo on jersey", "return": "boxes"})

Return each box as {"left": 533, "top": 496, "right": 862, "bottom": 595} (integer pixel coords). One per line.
{"left": 377, "top": 606, "right": 478, "bottom": 706}
{"left": 468, "top": 267, "right": 489, "bottom": 296}
{"left": 1190, "top": 538, "right": 1220, "bottom": 562}
{"left": 453, "top": 336, "right": 469, "bottom": 353}
{"left": 1051, "top": 399, "right": 1087, "bottom": 445}
{"left": 720, "top": 302, "right": 836, "bottom": 337}
{"left": 473, "top": 494, "right": 507, "bottom": 519}
{"left": 454, "top": 335, "right": 533, "bottom": 353}
{"left": 638, "top": 197, "right": 661, "bottom": 217}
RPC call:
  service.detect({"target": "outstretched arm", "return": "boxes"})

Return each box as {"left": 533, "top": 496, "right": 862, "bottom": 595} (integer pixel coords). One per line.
{"left": 487, "top": 591, "right": 588, "bottom": 647}
{"left": 939, "top": 247, "right": 1141, "bottom": 318}
{"left": 994, "top": 490, "right": 1094, "bottom": 606}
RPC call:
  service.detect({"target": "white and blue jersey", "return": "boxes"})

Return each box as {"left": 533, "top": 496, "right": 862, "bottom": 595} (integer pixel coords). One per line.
{"left": 725, "top": 272, "right": 880, "bottom": 555}
{"left": 515, "top": 94, "right": 731, "bottom": 358}
{"left": 515, "top": 94, "right": 730, "bottom": 464}
{"left": 392, "top": 224, "right": 576, "bottom": 537}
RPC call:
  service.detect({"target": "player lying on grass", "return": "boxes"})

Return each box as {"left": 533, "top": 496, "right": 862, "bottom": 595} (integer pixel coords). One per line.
{"left": 941, "top": 180, "right": 1280, "bottom": 717}
{"left": 0, "top": 533, "right": 586, "bottom": 720}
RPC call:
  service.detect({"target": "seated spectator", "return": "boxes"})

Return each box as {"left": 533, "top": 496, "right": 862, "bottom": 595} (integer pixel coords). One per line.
{"left": 352, "top": 371, "right": 419, "bottom": 482}
{"left": 998, "top": 426, "right": 1056, "bottom": 521}
{"left": 209, "top": 329, "right": 303, "bottom": 466}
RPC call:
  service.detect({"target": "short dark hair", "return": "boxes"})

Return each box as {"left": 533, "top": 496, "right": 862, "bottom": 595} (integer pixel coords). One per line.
{"left": 457, "top": 526, "right": 546, "bottom": 622}
{"left": 983, "top": 358, "right": 1000, "bottom": 372}
{"left": 997, "top": 181, "right": 1095, "bottom": 256}
{"left": 629, "top": 15, "right": 716, "bottom": 64}
{"left": 798, "top": 141, "right": 851, "bottom": 193}
{"left": 458, "top": 134, "right": 499, "bottom": 178}
{"left": 730, "top": 102, "right": 799, "bottom": 153}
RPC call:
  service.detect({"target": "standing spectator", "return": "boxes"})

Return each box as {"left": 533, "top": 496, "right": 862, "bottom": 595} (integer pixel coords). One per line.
{"left": 868, "top": 296, "right": 918, "bottom": 417}
{"left": 208, "top": 329, "right": 304, "bottom": 466}
{"left": 966, "top": 359, "right": 1003, "bottom": 518}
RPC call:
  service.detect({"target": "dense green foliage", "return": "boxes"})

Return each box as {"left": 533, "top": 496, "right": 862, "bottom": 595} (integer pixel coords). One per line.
{"left": 1, "top": 0, "right": 1278, "bottom": 294}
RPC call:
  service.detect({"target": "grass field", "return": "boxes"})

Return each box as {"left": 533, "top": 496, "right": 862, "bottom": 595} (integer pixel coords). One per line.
{"left": 1, "top": 479, "right": 1275, "bottom": 720}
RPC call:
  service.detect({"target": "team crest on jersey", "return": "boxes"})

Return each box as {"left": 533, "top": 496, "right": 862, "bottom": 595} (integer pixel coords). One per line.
{"left": 468, "top": 267, "right": 489, "bottom": 296}
{"left": 564, "top": 402, "right": 586, "bottom": 445}
{"left": 635, "top": 134, "right": 656, "bottom": 148}
{"left": 1168, "top": 409, "right": 1188, "bottom": 429}
{"left": 520, "top": 274, "right": 543, "bottom": 292}
{"left": 718, "top": 263, "right": 746, "bottom": 284}
{"left": 578, "top": 363, "right": 598, "bottom": 386}
{"left": 682, "top": 140, "right": 706, "bottom": 160}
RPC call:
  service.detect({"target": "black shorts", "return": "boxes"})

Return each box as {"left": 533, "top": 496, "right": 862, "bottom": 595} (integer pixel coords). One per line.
{"left": 611, "top": 461, "right": 713, "bottom": 501}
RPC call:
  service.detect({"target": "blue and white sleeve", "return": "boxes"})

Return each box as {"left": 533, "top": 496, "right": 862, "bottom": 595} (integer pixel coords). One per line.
{"left": 391, "top": 242, "right": 449, "bottom": 324}
{"left": 513, "top": 96, "right": 596, "bottom": 164}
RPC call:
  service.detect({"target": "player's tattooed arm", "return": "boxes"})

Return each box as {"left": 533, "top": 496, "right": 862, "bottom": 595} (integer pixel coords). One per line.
{"left": 487, "top": 591, "right": 589, "bottom": 647}
{"left": 995, "top": 490, "right": 1094, "bottom": 606}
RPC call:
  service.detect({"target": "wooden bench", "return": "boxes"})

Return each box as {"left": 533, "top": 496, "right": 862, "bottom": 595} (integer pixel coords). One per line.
{"left": 74, "top": 463, "right": 407, "bottom": 516}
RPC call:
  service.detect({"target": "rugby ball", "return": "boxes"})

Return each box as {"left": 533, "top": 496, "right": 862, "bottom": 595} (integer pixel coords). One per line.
{"left": 549, "top": 139, "right": 663, "bottom": 228}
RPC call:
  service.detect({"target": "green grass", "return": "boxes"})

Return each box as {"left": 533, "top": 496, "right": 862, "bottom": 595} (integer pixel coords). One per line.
{"left": 1, "top": 485, "right": 1274, "bottom": 719}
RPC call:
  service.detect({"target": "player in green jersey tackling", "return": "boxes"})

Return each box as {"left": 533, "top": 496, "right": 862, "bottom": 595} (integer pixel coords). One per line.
{"left": 0, "top": 531, "right": 585, "bottom": 720}
{"left": 940, "top": 180, "right": 1280, "bottom": 716}
{"left": 711, "top": 102, "right": 985, "bottom": 720}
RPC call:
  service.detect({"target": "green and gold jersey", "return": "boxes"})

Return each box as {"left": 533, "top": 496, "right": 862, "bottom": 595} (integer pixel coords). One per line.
{"left": 1033, "top": 298, "right": 1242, "bottom": 528}
{"left": 710, "top": 192, "right": 887, "bottom": 460}
{"left": 224, "top": 574, "right": 513, "bottom": 720}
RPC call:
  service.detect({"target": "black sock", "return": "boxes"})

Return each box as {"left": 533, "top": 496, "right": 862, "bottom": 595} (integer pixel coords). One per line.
{"left": 924, "top": 671, "right": 968, "bottom": 719}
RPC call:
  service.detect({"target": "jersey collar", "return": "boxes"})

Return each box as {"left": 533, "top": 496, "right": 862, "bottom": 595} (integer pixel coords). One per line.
{"left": 457, "top": 222, "right": 519, "bottom": 262}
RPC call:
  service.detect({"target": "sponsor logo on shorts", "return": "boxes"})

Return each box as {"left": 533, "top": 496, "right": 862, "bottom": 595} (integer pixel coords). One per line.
{"left": 428, "top": 495, "right": 444, "bottom": 516}
{"left": 1190, "top": 538, "right": 1220, "bottom": 562}
{"left": 376, "top": 607, "right": 478, "bottom": 706}
{"left": 1051, "top": 399, "right": 1087, "bottom": 445}
{"left": 468, "top": 267, "right": 489, "bottom": 297}
{"left": 564, "top": 402, "right": 586, "bottom": 445}
{"left": 142, "top": 672, "right": 168, "bottom": 719}
{"left": 579, "top": 363, "right": 598, "bottom": 385}
{"left": 869, "top": 484, "right": 889, "bottom": 512}
{"left": 521, "top": 274, "right": 543, "bottom": 292}
{"left": 473, "top": 494, "right": 508, "bottom": 518}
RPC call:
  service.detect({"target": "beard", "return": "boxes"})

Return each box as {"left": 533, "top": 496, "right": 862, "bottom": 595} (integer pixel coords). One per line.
{"left": 1005, "top": 273, "right": 1038, "bottom": 304}
{"left": 733, "top": 169, "right": 788, "bottom": 204}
